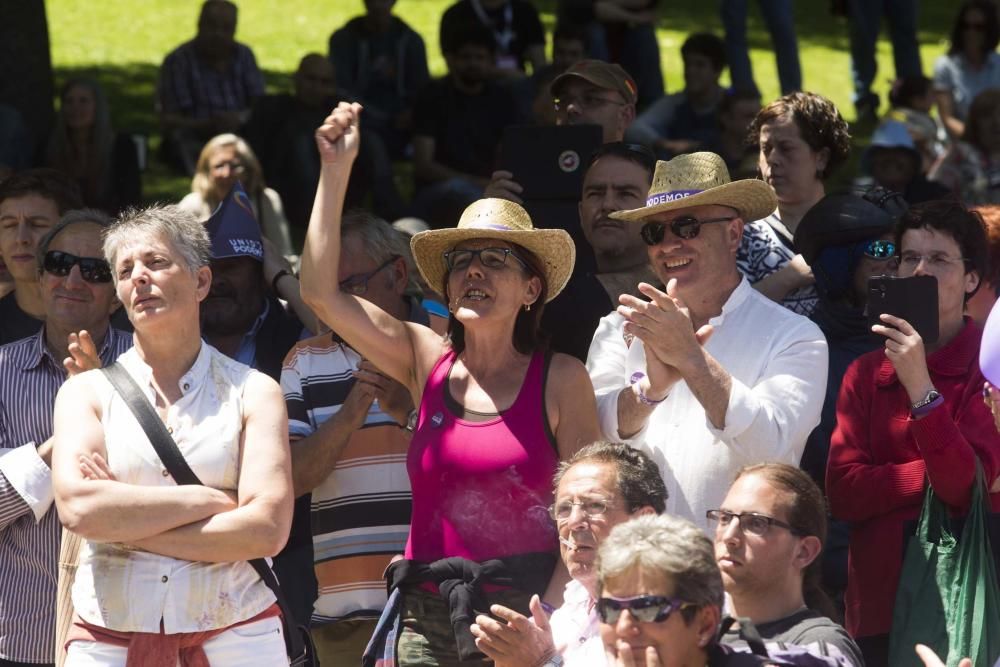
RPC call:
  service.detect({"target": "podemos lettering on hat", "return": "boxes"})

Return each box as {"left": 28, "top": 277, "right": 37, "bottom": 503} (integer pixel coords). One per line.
{"left": 645, "top": 189, "right": 703, "bottom": 207}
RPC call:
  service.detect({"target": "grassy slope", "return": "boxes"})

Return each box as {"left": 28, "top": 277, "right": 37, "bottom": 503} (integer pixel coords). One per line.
{"left": 46, "top": 0, "right": 954, "bottom": 202}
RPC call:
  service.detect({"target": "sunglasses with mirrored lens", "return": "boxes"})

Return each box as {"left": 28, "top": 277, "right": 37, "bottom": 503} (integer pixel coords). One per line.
{"left": 863, "top": 240, "right": 896, "bottom": 260}
{"left": 43, "top": 250, "right": 112, "bottom": 283}
{"left": 596, "top": 595, "right": 695, "bottom": 624}
{"left": 640, "top": 216, "right": 736, "bottom": 245}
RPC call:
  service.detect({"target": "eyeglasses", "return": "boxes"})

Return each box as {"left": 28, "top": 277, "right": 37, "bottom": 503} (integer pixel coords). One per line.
{"left": 596, "top": 595, "right": 696, "bottom": 624}
{"left": 42, "top": 250, "right": 112, "bottom": 283}
{"left": 706, "top": 509, "right": 804, "bottom": 537}
{"left": 443, "top": 247, "right": 529, "bottom": 272}
{"left": 210, "top": 160, "right": 246, "bottom": 174}
{"left": 548, "top": 498, "right": 613, "bottom": 522}
{"left": 640, "top": 216, "right": 736, "bottom": 245}
{"left": 554, "top": 94, "right": 626, "bottom": 112}
{"left": 863, "top": 239, "right": 896, "bottom": 260}
{"left": 897, "top": 252, "right": 969, "bottom": 272}
{"left": 339, "top": 255, "right": 399, "bottom": 296}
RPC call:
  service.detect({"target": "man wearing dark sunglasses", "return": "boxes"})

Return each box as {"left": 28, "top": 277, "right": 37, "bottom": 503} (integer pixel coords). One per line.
{"left": 0, "top": 209, "right": 132, "bottom": 666}
{"left": 586, "top": 151, "right": 828, "bottom": 535}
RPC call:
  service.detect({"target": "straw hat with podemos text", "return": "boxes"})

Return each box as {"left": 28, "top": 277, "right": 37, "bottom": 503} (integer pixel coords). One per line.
{"left": 611, "top": 152, "right": 777, "bottom": 223}
{"left": 410, "top": 199, "right": 575, "bottom": 302}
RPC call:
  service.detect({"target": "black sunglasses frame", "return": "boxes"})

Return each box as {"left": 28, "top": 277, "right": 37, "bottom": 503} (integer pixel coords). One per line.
{"left": 443, "top": 247, "right": 529, "bottom": 273}
{"left": 42, "top": 250, "right": 113, "bottom": 284}
{"left": 339, "top": 255, "right": 400, "bottom": 296}
{"left": 640, "top": 216, "right": 736, "bottom": 245}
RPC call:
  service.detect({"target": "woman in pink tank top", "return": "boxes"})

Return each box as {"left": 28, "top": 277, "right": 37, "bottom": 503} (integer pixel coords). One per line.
{"left": 301, "top": 104, "right": 601, "bottom": 665}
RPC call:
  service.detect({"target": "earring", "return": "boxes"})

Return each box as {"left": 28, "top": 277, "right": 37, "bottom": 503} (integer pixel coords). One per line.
{"left": 524, "top": 303, "right": 531, "bottom": 312}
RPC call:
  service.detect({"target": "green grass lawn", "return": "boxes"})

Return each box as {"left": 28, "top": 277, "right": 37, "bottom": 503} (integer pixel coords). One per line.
{"left": 46, "top": 0, "right": 954, "bottom": 203}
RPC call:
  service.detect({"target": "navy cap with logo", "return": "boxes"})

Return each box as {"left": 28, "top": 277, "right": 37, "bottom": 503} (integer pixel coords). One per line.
{"left": 205, "top": 181, "right": 263, "bottom": 262}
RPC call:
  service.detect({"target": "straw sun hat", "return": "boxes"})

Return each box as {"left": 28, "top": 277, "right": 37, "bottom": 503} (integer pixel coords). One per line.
{"left": 410, "top": 198, "right": 575, "bottom": 303}
{"left": 610, "top": 152, "right": 777, "bottom": 223}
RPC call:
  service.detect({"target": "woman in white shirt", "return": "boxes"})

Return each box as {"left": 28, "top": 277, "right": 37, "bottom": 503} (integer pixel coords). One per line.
{"left": 51, "top": 205, "right": 293, "bottom": 666}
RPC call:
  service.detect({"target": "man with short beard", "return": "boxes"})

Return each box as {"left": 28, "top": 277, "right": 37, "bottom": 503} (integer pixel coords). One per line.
{"left": 541, "top": 142, "right": 658, "bottom": 361}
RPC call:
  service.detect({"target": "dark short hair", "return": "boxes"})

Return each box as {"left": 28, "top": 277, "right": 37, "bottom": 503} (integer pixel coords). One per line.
{"left": 949, "top": 1, "right": 1000, "bottom": 57}
{"left": 553, "top": 22, "right": 589, "bottom": 51}
{"left": 893, "top": 199, "right": 990, "bottom": 301}
{"left": 36, "top": 209, "right": 114, "bottom": 270}
{"left": 199, "top": 0, "right": 237, "bottom": 25}
{"left": 888, "top": 75, "right": 933, "bottom": 108}
{"left": 0, "top": 168, "right": 83, "bottom": 215}
{"left": 587, "top": 142, "right": 656, "bottom": 177}
{"left": 442, "top": 21, "right": 496, "bottom": 56}
{"left": 963, "top": 88, "right": 1000, "bottom": 148}
{"left": 681, "top": 33, "right": 727, "bottom": 73}
{"left": 446, "top": 243, "right": 548, "bottom": 355}
{"left": 749, "top": 92, "right": 852, "bottom": 179}
{"left": 553, "top": 441, "right": 667, "bottom": 514}
{"left": 719, "top": 88, "right": 762, "bottom": 116}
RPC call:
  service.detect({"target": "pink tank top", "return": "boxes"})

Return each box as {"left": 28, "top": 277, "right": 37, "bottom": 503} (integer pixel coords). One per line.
{"left": 404, "top": 348, "right": 559, "bottom": 563}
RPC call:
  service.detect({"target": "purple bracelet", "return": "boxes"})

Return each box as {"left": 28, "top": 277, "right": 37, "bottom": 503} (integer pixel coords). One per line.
{"left": 630, "top": 372, "right": 667, "bottom": 406}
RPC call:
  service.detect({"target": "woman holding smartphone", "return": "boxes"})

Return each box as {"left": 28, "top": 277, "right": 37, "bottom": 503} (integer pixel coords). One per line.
{"left": 827, "top": 199, "right": 999, "bottom": 667}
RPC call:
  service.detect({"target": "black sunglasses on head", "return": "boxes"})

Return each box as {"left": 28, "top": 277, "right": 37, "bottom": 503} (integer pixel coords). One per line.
{"left": 42, "top": 250, "right": 112, "bottom": 283}
{"left": 640, "top": 216, "right": 736, "bottom": 245}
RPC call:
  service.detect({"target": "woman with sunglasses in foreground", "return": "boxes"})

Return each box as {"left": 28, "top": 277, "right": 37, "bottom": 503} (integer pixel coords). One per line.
{"left": 301, "top": 103, "right": 601, "bottom": 665}
{"left": 827, "top": 200, "right": 999, "bottom": 666}
{"left": 597, "top": 513, "right": 793, "bottom": 667}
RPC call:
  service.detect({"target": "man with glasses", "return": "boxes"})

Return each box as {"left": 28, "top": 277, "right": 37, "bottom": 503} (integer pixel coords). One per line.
{"left": 586, "top": 151, "right": 828, "bottom": 533}
{"left": 711, "top": 464, "right": 862, "bottom": 664}
{"left": 0, "top": 209, "right": 132, "bottom": 666}
{"left": 280, "top": 210, "right": 445, "bottom": 664}
{"left": 470, "top": 441, "right": 667, "bottom": 666}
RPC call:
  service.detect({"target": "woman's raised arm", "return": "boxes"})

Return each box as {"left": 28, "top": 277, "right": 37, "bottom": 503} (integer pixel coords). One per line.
{"left": 299, "top": 103, "right": 444, "bottom": 394}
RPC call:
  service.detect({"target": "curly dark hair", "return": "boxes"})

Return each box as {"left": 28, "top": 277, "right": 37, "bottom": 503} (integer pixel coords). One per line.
{"left": 949, "top": 1, "right": 1000, "bottom": 58}
{"left": 748, "top": 92, "right": 852, "bottom": 179}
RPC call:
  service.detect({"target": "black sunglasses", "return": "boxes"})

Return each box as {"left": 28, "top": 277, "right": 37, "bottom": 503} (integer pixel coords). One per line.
{"left": 443, "top": 247, "right": 529, "bottom": 272}
{"left": 596, "top": 595, "right": 696, "bottom": 624}
{"left": 42, "top": 250, "right": 112, "bottom": 283}
{"left": 640, "top": 216, "right": 736, "bottom": 245}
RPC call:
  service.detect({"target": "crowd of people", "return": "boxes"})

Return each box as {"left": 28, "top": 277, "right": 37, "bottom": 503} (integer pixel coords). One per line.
{"left": 2, "top": 0, "right": 1000, "bottom": 666}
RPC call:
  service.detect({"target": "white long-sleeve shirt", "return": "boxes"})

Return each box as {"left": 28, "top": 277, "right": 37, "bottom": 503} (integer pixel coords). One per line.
{"left": 586, "top": 279, "right": 828, "bottom": 531}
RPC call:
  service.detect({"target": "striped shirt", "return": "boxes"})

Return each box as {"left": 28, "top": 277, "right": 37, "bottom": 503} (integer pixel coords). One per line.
{"left": 0, "top": 326, "right": 132, "bottom": 663}
{"left": 282, "top": 337, "right": 413, "bottom": 626}
{"left": 158, "top": 39, "right": 264, "bottom": 118}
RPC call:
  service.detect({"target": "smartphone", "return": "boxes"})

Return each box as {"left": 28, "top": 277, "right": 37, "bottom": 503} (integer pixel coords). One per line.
{"left": 867, "top": 275, "right": 939, "bottom": 345}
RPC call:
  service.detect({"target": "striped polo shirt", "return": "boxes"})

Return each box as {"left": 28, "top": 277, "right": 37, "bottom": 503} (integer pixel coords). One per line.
{"left": 282, "top": 336, "right": 413, "bottom": 625}
{"left": 0, "top": 326, "right": 132, "bottom": 663}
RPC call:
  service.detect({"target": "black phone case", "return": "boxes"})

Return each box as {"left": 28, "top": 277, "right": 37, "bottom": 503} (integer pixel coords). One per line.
{"left": 867, "top": 275, "right": 939, "bottom": 345}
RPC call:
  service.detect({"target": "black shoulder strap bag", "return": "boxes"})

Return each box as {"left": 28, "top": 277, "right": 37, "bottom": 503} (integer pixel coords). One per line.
{"left": 101, "top": 363, "right": 316, "bottom": 666}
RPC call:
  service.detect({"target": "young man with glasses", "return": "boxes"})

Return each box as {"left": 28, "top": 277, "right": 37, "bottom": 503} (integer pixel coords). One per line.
{"left": 712, "top": 464, "right": 862, "bottom": 665}
{"left": 280, "top": 210, "right": 446, "bottom": 665}
{"left": 0, "top": 209, "right": 132, "bottom": 667}
{"left": 586, "top": 151, "right": 828, "bottom": 534}
{"left": 827, "top": 199, "right": 997, "bottom": 666}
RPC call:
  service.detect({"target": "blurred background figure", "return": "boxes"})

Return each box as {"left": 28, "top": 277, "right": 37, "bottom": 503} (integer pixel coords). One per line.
{"left": 706, "top": 89, "right": 762, "bottom": 179}
{"left": 855, "top": 120, "right": 948, "bottom": 205}
{"left": 845, "top": 0, "right": 922, "bottom": 124}
{"left": 439, "top": 0, "right": 546, "bottom": 80}
{"left": 933, "top": 0, "right": 1000, "bottom": 141}
{"left": 0, "top": 104, "right": 33, "bottom": 181}
{"left": 720, "top": 0, "right": 802, "bottom": 96}
{"left": 246, "top": 53, "right": 405, "bottom": 244}
{"left": 627, "top": 33, "right": 728, "bottom": 158}
{"left": 45, "top": 78, "right": 141, "bottom": 216}
{"left": 328, "top": 0, "right": 430, "bottom": 158}
{"left": 511, "top": 22, "right": 589, "bottom": 126}
{"left": 929, "top": 87, "right": 1000, "bottom": 204}
{"left": 885, "top": 75, "right": 945, "bottom": 170}
{"left": 178, "top": 133, "right": 296, "bottom": 259}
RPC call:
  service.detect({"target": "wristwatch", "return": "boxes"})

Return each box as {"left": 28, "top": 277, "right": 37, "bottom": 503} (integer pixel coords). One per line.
{"left": 541, "top": 654, "right": 564, "bottom": 667}
{"left": 911, "top": 389, "right": 943, "bottom": 418}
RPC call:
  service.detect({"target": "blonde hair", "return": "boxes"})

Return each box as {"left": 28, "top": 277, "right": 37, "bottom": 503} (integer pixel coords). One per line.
{"left": 191, "top": 133, "right": 264, "bottom": 208}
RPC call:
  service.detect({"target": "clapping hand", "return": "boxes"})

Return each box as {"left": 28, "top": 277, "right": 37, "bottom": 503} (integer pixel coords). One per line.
{"left": 605, "top": 641, "right": 663, "bottom": 667}
{"left": 64, "top": 330, "right": 101, "bottom": 376}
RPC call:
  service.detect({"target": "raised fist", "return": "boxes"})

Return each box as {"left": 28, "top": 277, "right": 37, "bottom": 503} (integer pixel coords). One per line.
{"left": 315, "top": 101, "right": 363, "bottom": 165}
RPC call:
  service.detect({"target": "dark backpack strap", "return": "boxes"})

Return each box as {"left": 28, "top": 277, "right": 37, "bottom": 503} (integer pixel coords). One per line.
{"left": 736, "top": 617, "right": 770, "bottom": 657}
{"left": 100, "top": 362, "right": 312, "bottom": 665}
{"left": 101, "top": 363, "right": 201, "bottom": 486}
